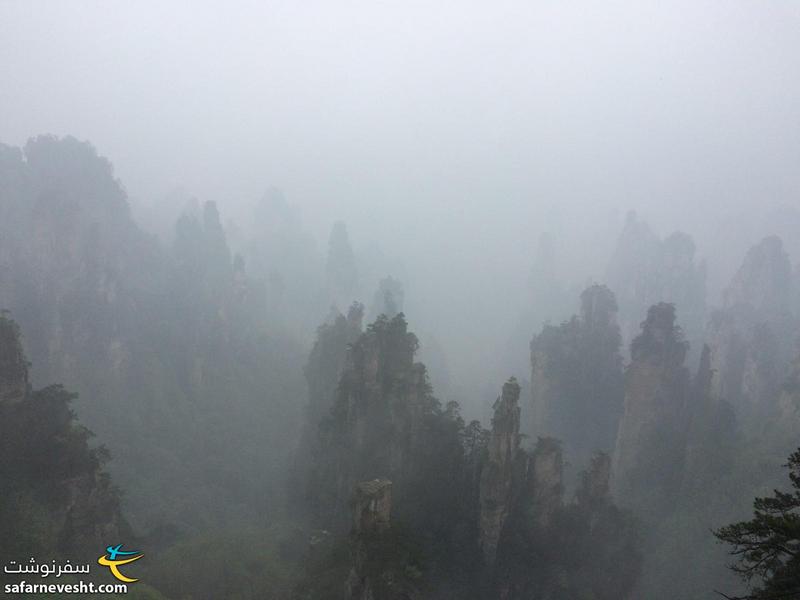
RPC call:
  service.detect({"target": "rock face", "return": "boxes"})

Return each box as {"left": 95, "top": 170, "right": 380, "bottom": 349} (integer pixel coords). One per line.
{"left": 305, "top": 316, "right": 640, "bottom": 600}
{"left": 723, "top": 235, "right": 793, "bottom": 319}
{"left": 479, "top": 379, "right": 566, "bottom": 566}
{"left": 352, "top": 479, "right": 392, "bottom": 535}
{"left": 309, "top": 313, "right": 465, "bottom": 532}
{"left": 298, "top": 303, "right": 365, "bottom": 517}
{"left": 680, "top": 344, "right": 738, "bottom": 499}
{"left": 304, "top": 302, "right": 364, "bottom": 436}
{"left": 345, "top": 479, "right": 389, "bottom": 600}
{"left": 345, "top": 479, "right": 422, "bottom": 600}
{"left": 479, "top": 378, "right": 522, "bottom": 565}
{"left": 707, "top": 236, "right": 797, "bottom": 421}
{"left": 529, "top": 284, "right": 624, "bottom": 466}
{"left": 527, "top": 437, "right": 563, "bottom": 529}
{"left": 612, "top": 302, "right": 690, "bottom": 509}
{"left": 478, "top": 380, "right": 635, "bottom": 600}
{"left": 606, "top": 212, "right": 706, "bottom": 358}
{"left": 0, "top": 314, "right": 126, "bottom": 562}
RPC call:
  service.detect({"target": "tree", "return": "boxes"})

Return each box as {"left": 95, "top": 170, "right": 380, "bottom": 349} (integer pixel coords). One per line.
{"left": 714, "top": 448, "right": 800, "bottom": 599}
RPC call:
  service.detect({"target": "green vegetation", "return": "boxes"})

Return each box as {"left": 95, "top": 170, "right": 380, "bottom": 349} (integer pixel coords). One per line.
{"left": 0, "top": 134, "right": 799, "bottom": 600}
{"left": 714, "top": 447, "right": 800, "bottom": 600}
{"left": 0, "top": 313, "right": 127, "bottom": 571}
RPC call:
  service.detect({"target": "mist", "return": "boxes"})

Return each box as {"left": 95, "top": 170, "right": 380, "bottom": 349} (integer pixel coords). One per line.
{"left": 1, "top": 2, "right": 800, "bottom": 599}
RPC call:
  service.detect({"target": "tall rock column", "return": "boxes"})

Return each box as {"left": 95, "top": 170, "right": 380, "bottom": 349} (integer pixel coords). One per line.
{"left": 344, "top": 479, "right": 422, "bottom": 600}
{"left": 527, "top": 437, "right": 564, "bottom": 529}
{"left": 707, "top": 236, "right": 796, "bottom": 421}
{"left": 307, "top": 313, "right": 460, "bottom": 533}
{"left": 479, "top": 377, "right": 522, "bottom": 565}
{"left": 612, "top": 303, "right": 690, "bottom": 512}
{"left": 529, "top": 284, "right": 624, "bottom": 467}
{"left": 294, "top": 302, "right": 363, "bottom": 519}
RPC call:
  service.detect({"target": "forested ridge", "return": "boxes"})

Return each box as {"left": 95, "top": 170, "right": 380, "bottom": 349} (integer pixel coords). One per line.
{"left": 1, "top": 135, "right": 800, "bottom": 599}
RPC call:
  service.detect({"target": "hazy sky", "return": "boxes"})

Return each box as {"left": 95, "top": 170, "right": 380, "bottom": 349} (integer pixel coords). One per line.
{"left": 2, "top": 0, "right": 800, "bottom": 410}
{"left": 2, "top": 1, "right": 799, "bottom": 228}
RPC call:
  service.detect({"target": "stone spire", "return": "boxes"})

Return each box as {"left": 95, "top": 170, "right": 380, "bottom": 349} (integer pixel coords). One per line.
{"left": 479, "top": 377, "right": 521, "bottom": 565}
{"left": 613, "top": 303, "right": 690, "bottom": 506}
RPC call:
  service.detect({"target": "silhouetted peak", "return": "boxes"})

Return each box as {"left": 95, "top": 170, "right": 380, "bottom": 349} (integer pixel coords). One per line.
{"left": 724, "top": 235, "right": 792, "bottom": 318}
{"left": 631, "top": 302, "right": 688, "bottom": 365}
{"left": 580, "top": 284, "right": 618, "bottom": 329}
{"left": 493, "top": 376, "right": 521, "bottom": 427}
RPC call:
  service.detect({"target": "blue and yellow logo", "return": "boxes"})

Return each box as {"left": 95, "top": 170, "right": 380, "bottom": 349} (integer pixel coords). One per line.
{"left": 97, "top": 545, "right": 143, "bottom": 583}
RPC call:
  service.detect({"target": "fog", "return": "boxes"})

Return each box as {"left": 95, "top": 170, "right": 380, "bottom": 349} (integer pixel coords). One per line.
{"left": 1, "top": 2, "right": 800, "bottom": 599}
{"left": 3, "top": 3, "right": 800, "bottom": 398}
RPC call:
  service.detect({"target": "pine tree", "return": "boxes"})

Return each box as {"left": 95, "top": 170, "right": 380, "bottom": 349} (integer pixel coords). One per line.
{"left": 714, "top": 448, "right": 800, "bottom": 599}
